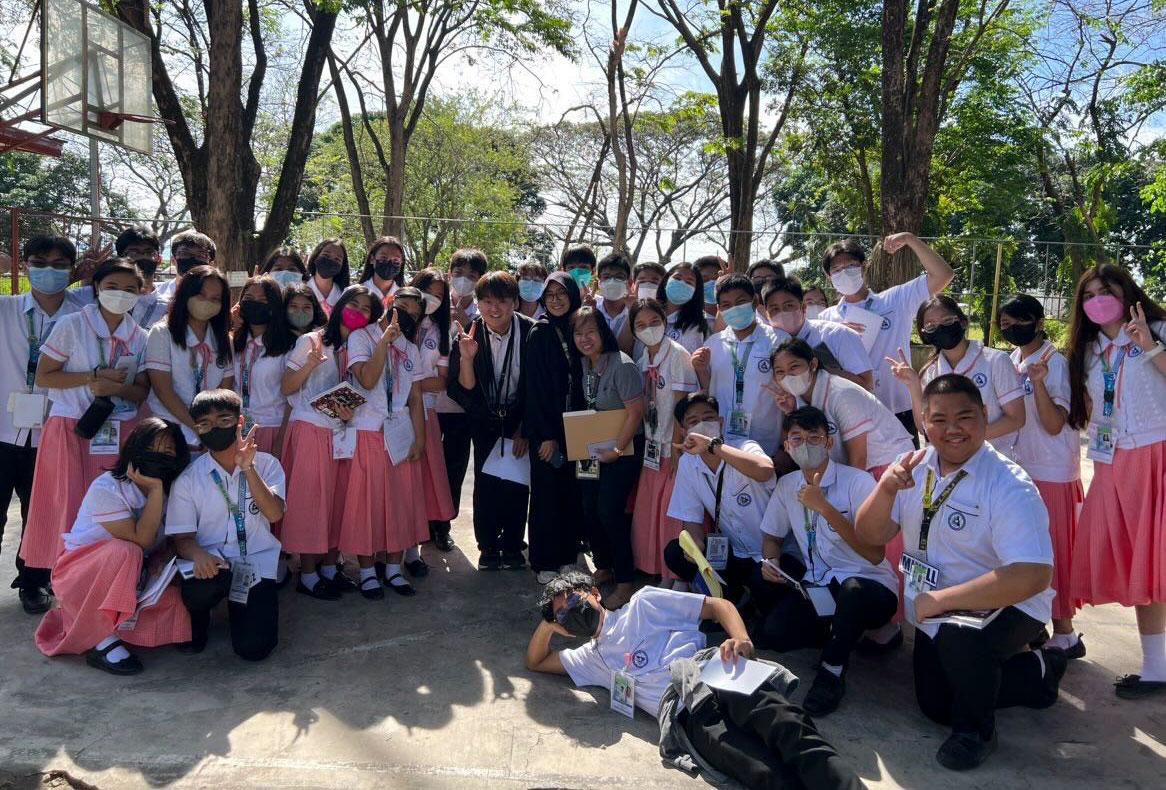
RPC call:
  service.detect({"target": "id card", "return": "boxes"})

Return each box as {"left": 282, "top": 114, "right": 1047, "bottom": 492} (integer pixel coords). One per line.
{"left": 611, "top": 669, "right": 636, "bottom": 718}
{"left": 728, "top": 408, "right": 751, "bottom": 436}
{"left": 1087, "top": 422, "right": 1115, "bottom": 464}
{"left": 331, "top": 425, "right": 356, "bottom": 460}
{"left": 8, "top": 392, "right": 47, "bottom": 429}
{"left": 576, "top": 459, "right": 599, "bottom": 480}
{"left": 229, "top": 559, "right": 259, "bottom": 604}
{"left": 706, "top": 535, "right": 729, "bottom": 570}
{"left": 89, "top": 419, "right": 121, "bottom": 455}
{"left": 643, "top": 438, "right": 662, "bottom": 471}
{"left": 899, "top": 553, "right": 940, "bottom": 594}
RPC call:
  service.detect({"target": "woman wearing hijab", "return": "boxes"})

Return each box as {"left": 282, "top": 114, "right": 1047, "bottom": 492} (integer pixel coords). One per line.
{"left": 524, "top": 272, "right": 585, "bottom": 584}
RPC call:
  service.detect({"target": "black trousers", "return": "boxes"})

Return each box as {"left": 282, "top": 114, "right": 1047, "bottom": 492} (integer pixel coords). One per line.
{"left": 913, "top": 606, "right": 1058, "bottom": 738}
{"left": 683, "top": 684, "right": 862, "bottom": 790}
{"left": 528, "top": 454, "right": 582, "bottom": 571}
{"left": 895, "top": 409, "right": 919, "bottom": 449}
{"left": 580, "top": 447, "right": 642, "bottom": 584}
{"left": 0, "top": 440, "right": 46, "bottom": 590}
{"left": 180, "top": 571, "right": 279, "bottom": 661}
{"left": 470, "top": 427, "right": 529, "bottom": 554}
{"left": 664, "top": 540, "right": 779, "bottom": 613}
{"left": 433, "top": 411, "right": 473, "bottom": 536}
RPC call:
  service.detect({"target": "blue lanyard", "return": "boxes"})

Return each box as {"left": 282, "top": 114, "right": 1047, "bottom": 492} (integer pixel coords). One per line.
{"left": 729, "top": 340, "right": 754, "bottom": 405}
{"left": 802, "top": 505, "right": 820, "bottom": 581}
{"left": 1101, "top": 346, "right": 1127, "bottom": 419}
{"left": 25, "top": 310, "right": 48, "bottom": 389}
{"left": 210, "top": 469, "right": 249, "bottom": 557}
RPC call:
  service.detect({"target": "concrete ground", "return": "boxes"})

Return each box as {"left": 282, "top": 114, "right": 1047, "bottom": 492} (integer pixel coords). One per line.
{"left": 0, "top": 451, "right": 1163, "bottom": 789}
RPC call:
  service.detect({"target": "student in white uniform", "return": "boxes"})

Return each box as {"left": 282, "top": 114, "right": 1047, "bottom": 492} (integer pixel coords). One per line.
{"left": 663, "top": 393, "right": 779, "bottom": 612}
{"left": 152, "top": 229, "right": 217, "bottom": 304}
{"left": 632, "top": 261, "right": 666, "bottom": 301}
{"left": 759, "top": 407, "right": 898, "bottom": 717}
{"left": 819, "top": 234, "right": 955, "bottom": 441}
{"left": 305, "top": 238, "right": 351, "bottom": 315}
{"left": 691, "top": 274, "right": 790, "bottom": 454}
{"left": 595, "top": 251, "right": 632, "bottom": 351}
{"left": 231, "top": 275, "right": 294, "bottom": 456}
{"left": 693, "top": 254, "right": 727, "bottom": 322}
{"left": 762, "top": 277, "right": 872, "bottom": 391}
{"left": 168, "top": 389, "right": 285, "bottom": 661}
{"left": 258, "top": 246, "right": 308, "bottom": 291}
{"left": 516, "top": 261, "right": 549, "bottom": 321}
{"left": 747, "top": 259, "right": 784, "bottom": 296}
{"left": 114, "top": 225, "right": 169, "bottom": 329}
{"left": 1, "top": 235, "right": 80, "bottom": 613}
{"left": 802, "top": 285, "right": 829, "bottom": 321}
{"left": 659, "top": 261, "right": 710, "bottom": 355}
{"left": 561, "top": 244, "right": 597, "bottom": 300}
{"left": 357, "top": 235, "right": 405, "bottom": 304}
{"left": 856, "top": 374, "right": 1066, "bottom": 771}
{"left": 145, "top": 265, "right": 234, "bottom": 447}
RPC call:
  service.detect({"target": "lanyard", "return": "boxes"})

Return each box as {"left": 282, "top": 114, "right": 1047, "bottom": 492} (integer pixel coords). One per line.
{"left": 552, "top": 325, "right": 574, "bottom": 411}
{"left": 802, "top": 505, "right": 820, "bottom": 582}
{"left": 918, "top": 468, "right": 967, "bottom": 552}
{"left": 333, "top": 343, "right": 349, "bottom": 383}
{"left": 709, "top": 463, "right": 727, "bottom": 534}
{"left": 584, "top": 356, "right": 606, "bottom": 410}
{"left": 25, "top": 310, "right": 46, "bottom": 390}
{"left": 97, "top": 334, "right": 128, "bottom": 370}
{"left": 210, "top": 468, "right": 249, "bottom": 557}
{"left": 486, "top": 321, "right": 517, "bottom": 416}
{"left": 644, "top": 360, "right": 662, "bottom": 434}
{"left": 729, "top": 340, "right": 754, "bottom": 406}
{"left": 1101, "top": 344, "right": 1128, "bottom": 419}
{"left": 190, "top": 342, "right": 212, "bottom": 392}
{"left": 240, "top": 341, "right": 262, "bottom": 407}
{"left": 385, "top": 345, "right": 406, "bottom": 410}
{"left": 137, "top": 298, "right": 161, "bottom": 329}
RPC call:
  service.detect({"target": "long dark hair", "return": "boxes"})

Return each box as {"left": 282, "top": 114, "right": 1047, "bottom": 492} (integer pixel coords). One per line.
{"left": 410, "top": 267, "right": 451, "bottom": 355}
{"left": 111, "top": 418, "right": 191, "bottom": 491}
{"left": 258, "top": 246, "right": 306, "bottom": 278}
{"left": 659, "top": 261, "right": 709, "bottom": 337}
{"left": 571, "top": 306, "right": 620, "bottom": 355}
{"left": 322, "top": 285, "right": 384, "bottom": 349}
{"left": 283, "top": 282, "right": 328, "bottom": 335}
{"left": 232, "top": 275, "right": 294, "bottom": 357}
{"left": 357, "top": 236, "right": 407, "bottom": 288}
{"left": 1066, "top": 263, "right": 1165, "bottom": 430}
{"left": 306, "top": 239, "right": 351, "bottom": 290}
{"left": 167, "top": 264, "right": 232, "bottom": 366}
{"left": 914, "top": 293, "right": 968, "bottom": 370}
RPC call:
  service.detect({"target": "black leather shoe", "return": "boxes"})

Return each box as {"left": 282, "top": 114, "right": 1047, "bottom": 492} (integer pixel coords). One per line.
{"left": 433, "top": 531, "right": 456, "bottom": 552}
{"left": 324, "top": 568, "right": 358, "bottom": 593}
{"left": 86, "top": 641, "right": 144, "bottom": 675}
{"left": 478, "top": 551, "right": 503, "bottom": 571}
{"left": 405, "top": 558, "right": 430, "bottom": 578}
{"left": 384, "top": 574, "right": 417, "bottom": 596}
{"left": 802, "top": 669, "right": 845, "bottom": 717}
{"left": 19, "top": 586, "right": 51, "bottom": 615}
{"left": 359, "top": 579, "right": 385, "bottom": 600}
{"left": 1115, "top": 674, "right": 1166, "bottom": 700}
{"left": 296, "top": 578, "right": 342, "bottom": 600}
{"left": 936, "top": 730, "right": 997, "bottom": 771}
{"left": 501, "top": 551, "right": 527, "bottom": 571}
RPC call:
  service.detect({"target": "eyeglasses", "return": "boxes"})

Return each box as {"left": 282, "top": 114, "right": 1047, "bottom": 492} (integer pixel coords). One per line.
{"left": 920, "top": 316, "right": 960, "bottom": 333}
{"left": 195, "top": 416, "right": 238, "bottom": 432}
{"left": 786, "top": 434, "right": 827, "bottom": 447}
{"left": 544, "top": 289, "right": 569, "bottom": 302}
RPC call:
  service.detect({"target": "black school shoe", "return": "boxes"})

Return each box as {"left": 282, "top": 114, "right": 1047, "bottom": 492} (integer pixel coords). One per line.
{"left": 936, "top": 729, "right": 997, "bottom": 771}
{"left": 501, "top": 551, "right": 527, "bottom": 571}
{"left": 478, "top": 550, "right": 503, "bottom": 571}
{"left": 1115, "top": 674, "right": 1166, "bottom": 700}
{"left": 325, "top": 568, "right": 359, "bottom": 593}
{"left": 1046, "top": 634, "right": 1087, "bottom": 660}
{"left": 384, "top": 573, "right": 416, "bottom": 597}
{"left": 296, "top": 577, "right": 342, "bottom": 600}
{"left": 405, "top": 558, "right": 430, "bottom": 578}
{"left": 19, "top": 586, "right": 51, "bottom": 615}
{"left": 802, "top": 669, "right": 845, "bottom": 717}
{"left": 430, "top": 523, "right": 456, "bottom": 552}
{"left": 359, "top": 577, "right": 385, "bottom": 600}
{"left": 86, "top": 641, "right": 144, "bottom": 676}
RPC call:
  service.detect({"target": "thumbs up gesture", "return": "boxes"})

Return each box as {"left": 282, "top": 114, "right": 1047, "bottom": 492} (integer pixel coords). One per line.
{"left": 797, "top": 469, "right": 829, "bottom": 513}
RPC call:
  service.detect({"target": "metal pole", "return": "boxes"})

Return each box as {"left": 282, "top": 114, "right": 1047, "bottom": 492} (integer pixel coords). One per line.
{"left": 989, "top": 243, "right": 1004, "bottom": 347}
{"left": 10, "top": 207, "right": 20, "bottom": 294}
{"left": 89, "top": 138, "right": 101, "bottom": 249}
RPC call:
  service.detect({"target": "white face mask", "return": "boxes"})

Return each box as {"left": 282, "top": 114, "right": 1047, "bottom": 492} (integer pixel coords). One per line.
{"left": 636, "top": 282, "right": 658, "bottom": 300}
{"left": 772, "top": 309, "right": 804, "bottom": 335}
{"left": 97, "top": 289, "right": 139, "bottom": 315}
{"left": 804, "top": 304, "right": 824, "bottom": 320}
{"left": 422, "top": 293, "right": 441, "bottom": 315}
{"left": 451, "top": 276, "right": 475, "bottom": 297}
{"left": 689, "top": 419, "right": 721, "bottom": 439}
{"left": 790, "top": 443, "right": 828, "bottom": 470}
{"left": 635, "top": 324, "right": 666, "bottom": 347}
{"left": 830, "top": 267, "right": 865, "bottom": 296}
{"left": 599, "top": 279, "right": 628, "bottom": 301}
{"left": 781, "top": 370, "right": 813, "bottom": 397}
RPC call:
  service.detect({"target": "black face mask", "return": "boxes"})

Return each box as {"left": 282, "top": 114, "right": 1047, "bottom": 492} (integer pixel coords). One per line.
{"left": 175, "top": 256, "right": 203, "bottom": 276}
{"left": 374, "top": 260, "right": 401, "bottom": 281}
{"left": 199, "top": 425, "right": 237, "bottom": 452}
{"left": 315, "top": 256, "right": 342, "bottom": 279}
{"left": 1001, "top": 323, "right": 1037, "bottom": 347}
{"left": 921, "top": 321, "right": 966, "bottom": 351}
{"left": 135, "top": 451, "right": 182, "bottom": 491}
{"left": 395, "top": 308, "right": 418, "bottom": 340}
{"left": 558, "top": 595, "right": 601, "bottom": 637}
{"left": 240, "top": 300, "right": 273, "bottom": 326}
{"left": 134, "top": 257, "right": 159, "bottom": 277}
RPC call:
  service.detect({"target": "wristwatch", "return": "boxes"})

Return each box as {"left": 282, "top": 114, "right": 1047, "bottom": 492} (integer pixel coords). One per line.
{"left": 707, "top": 436, "right": 724, "bottom": 455}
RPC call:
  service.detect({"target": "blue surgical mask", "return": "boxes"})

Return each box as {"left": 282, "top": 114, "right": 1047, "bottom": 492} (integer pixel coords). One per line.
{"left": 569, "top": 267, "right": 593, "bottom": 289}
{"left": 703, "top": 280, "right": 717, "bottom": 305}
{"left": 28, "top": 266, "right": 71, "bottom": 295}
{"left": 665, "top": 278, "right": 696, "bottom": 306}
{"left": 271, "top": 270, "right": 302, "bottom": 289}
{"left": 721, "top": 303, "right": 756, "bottom": 331}
{"left": 519, "top": 278, "right": 544, "bottom": 303}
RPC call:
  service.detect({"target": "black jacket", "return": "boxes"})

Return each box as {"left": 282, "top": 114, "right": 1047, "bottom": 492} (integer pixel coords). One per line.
{"left": 524, "top": 319, "right": 583, "bottom": 447}
{"left": 447, "top": 312, "right": 535, "bottom": 438}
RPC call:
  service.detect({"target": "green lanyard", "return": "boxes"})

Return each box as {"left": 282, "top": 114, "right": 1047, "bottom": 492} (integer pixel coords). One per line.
{"left": 210, "top": 469, "right": 249, "bottom": 557}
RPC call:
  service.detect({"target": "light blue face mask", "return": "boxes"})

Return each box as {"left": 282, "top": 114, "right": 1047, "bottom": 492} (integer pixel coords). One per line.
{"left": 721, "top": 303, "right": 756, "bottom": 331}
{"left": 28, "top": 266, "right": 72, "bottom": 295}
{"left": 519, "top": 278, "right": 545, "bottom": 303}
{"left": 569, "top": 267, "right": 593, "bottom": 289}
{"left": 665, "top": 278, "right": 696, "bottom": 306}
{"left": 703, "top": 280, "right": 717, "bottom": 305}
{"left": 271, "top": 270, "right": 303, "bottom": 289}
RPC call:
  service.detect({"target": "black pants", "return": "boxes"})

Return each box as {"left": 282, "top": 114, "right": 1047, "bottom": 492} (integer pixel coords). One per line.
{"left": 180, "top": 571, "right": 279, "bottom": 661}
{"left": 895, "top": 409, "right": 919, "bottom": 449}
{"left": 913, "top": 606, "right": 1058, "bottom": 738}
{"left": 433, "top": 411, "right": 473, "bottom": 537}
{"left": 580, "top": 448, "right": 642, "bottom": 583}
{"left": 470, "top": 427, "right": 529, "bottom": 554}
{"left": 683, "top": 684, "right": 862, "bottom": 790}
{"left": 528, "top": 453, "right": 582, "bottom": 571}
{"left": 663, "top": 540, "right": 779, "bottom": 613}
{"left": 0, "top": 440, "right": 46, "bottom": 591}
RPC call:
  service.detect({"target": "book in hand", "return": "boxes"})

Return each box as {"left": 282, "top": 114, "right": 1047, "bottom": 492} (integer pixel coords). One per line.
{"left": 310, "top": 382, "right": 368, "bottom": 420}
{"left": 920, "top": 608, "right": 1003, "bottom": 629}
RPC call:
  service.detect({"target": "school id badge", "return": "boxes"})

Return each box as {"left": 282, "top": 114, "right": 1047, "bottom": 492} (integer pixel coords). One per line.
{"left": 1087, "top": 422, "right": 1115, "bottom": 464}
{"left": 705, "top": 535, "right": 729, "bottom": 571}
{"left": 89, "top": 419, "right": 121, "bottom": 456}
{"left": 643, "top": 438, "right": 662, "bottom": 471}
{"left": 229, "top": 559, "right": 260, "bottom": 604}
{"left": 899, "top": 553, "right": 940, "bottom": 622}
{"left": 728, "top": 408, "right": 751, "bottom": 437}
{"left": 611, "top": 668, "right": 636, "bottom": 719}
{"left": 576, "top": 458, "right": 600, "bottom": 480}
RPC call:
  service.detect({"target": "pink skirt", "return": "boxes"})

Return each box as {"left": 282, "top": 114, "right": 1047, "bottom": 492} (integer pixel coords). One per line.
{"left": 251, "top": 425, "right": 283, "bottom": 457}
{"left": 1071, "top": 442, "right": 1166, "bottom": 606}
{"left": 280, "top": 421, "right": 349, "bottom": 554}
{"left": 338, "top": 431, "right": 425, "bottom": 555}
{"left": 1036, "top": 479, "right": 1083, "bottom": 619}
{"left": 21, "top": 415, "right": 140, "bottom": 569}
{"left": 420, "top": 410, "right": 456, "bottom": 521}
{"left": 632, "top": 465, "right": 685, "bottom": 578}
{"left": 35, "top": 540, "right": 191, "bottom": 655}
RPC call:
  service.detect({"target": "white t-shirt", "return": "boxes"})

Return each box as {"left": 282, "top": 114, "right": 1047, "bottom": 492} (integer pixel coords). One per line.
{"left": 921, "top": 341, "right": 1023, "bottom": 441}
{"left": 145, "top": 323, "right": 233, "bottom": 444}
{"left": 795, "top": 319, "right": 873, "bottom": 378}
{"left": 233, "top": 334, "right": 289, "bottom": 429}
{"left": 890, "top": 444, "right": 1054, "bottom": 638}
{"left": 63, "top": 472, "right": 163, "bottom": 553}
{"left": 665, "top": 312, "right": 707, "bottom": 355}
{"left": 666, "top": 440, "right": 775, "bottom": 561}
{"left": 0, "top": 293, "right": 79, "bottom": 446}
{"left": 559, "top": 587, "right": 706, "bottom": 716}
{"left": 346, "top": 326, "right": 420, "bottom": 430}
{"left": 799, "top": 372, "right": 914, "bottom": 471}
{"left": 165, "top": 451, "right": 285, "bottom": 579}
{"left": 285, "top": 330, "right": 344, "bottom": 429}
{"left": 998, "top": 341, "right": 1080, "bottom": 483}
{"left": 761, "top": 462, "right": 897, "bottom": 593}
{"left": 1085, "top": 322, "right": 1166, "bottom": 451}
{"left": 820, "top": 274, "right": 931, "bottom": 414}
{"left": 705, "top": 321, "right": 791, "bottom": 454}
{"left": 308, "top": 278, "right": 343, "bottom": 313}
{"left": 416, "top": 317, "right": 450, "bottom": 411}
{"left": 595, "top": 296, "right": 630, "bottom": 340}
{"left": 637, "top": 339, "right": 698, "bottom": 456}
{"left": 40, "top": 304, "right": 148, "bottom": 421}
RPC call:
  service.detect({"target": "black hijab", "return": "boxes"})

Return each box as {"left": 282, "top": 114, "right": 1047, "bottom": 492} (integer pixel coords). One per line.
{"left": 539, "top": 270, "right": 582, "bottom": 327}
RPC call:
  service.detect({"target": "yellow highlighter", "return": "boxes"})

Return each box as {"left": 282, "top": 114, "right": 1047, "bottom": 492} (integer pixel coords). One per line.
{"left": 678, "top": 531, "right": 724, "bottom": 599}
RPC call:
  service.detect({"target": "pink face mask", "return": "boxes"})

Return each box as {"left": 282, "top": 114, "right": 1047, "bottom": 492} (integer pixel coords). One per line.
{"left": 1082, "top": 294, "right": 1124, "bottom": 326}
{"left": 340, "top": 306, "right": 370, "bottom": 331}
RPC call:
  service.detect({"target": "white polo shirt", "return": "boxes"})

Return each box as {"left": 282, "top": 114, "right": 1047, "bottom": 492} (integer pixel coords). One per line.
{"left": 1085, "top": 322, "right": 1166, "bottom": 451}
{"left": 62, "top": 471, "right": 165, "bottom": 553}
{"left": 666, "top": 440, "right": 775, "bottom": 561}
{"left": 998, "top": 341, "right": 1080, "bottom": 483}
{"left": 153, "top": 277, "right": 178, "bottom": 302}
{"left": 890, "top": 444, "right": 1054, "bottom": 638}
{"left": 165, "top": 451, "right": 285, "bottom": 579}
{"left": 637, "top": 338, "right": 698, "bottom": 455}
{"left": 285, "top": 330, "right": 344, "bottom": 429}
{"left": 762, "top": 461, "right": 897, "bottom": 593}
{"left": 144, "top": 323, "right": 233, "bottom": 445}
{"left": 559, "top": 586, "right": 706, "bottom": 716}
{"left": 705, "top": 321, "right": 791, "bottom": 454}
{"left": 132, "top": 289, "right": 169, "bottom": 330}
{"left": 416, "top": 317, "right": 449, "bottom": 411}
{"left": 0, "top": 293, "right": 79, "bottom": 446}
{"left": 820, "top": 274, "right": 931, "bottom": 414}
{"left": 361, "top": 278, "right": 399, "bottom": 303}
{"left": 40, "top": 304, "right": 148, "bottom": 421}
{"left": 308, "top": 278, "right": 343, "bottom": 313}
{"left": 233, "top": 334, "right": 289, "bottom": 429}
{"left": 921, "top": 341, "right": 1023, "bottom": 439}
{"left": 434, "top": 320, "right": 465, "bottom": 415}
{"left": 798, "top": 371, "right": 915, "bottom": 471}
{"left": 64, "top": 285, "right": 96, "bottom": 307}
{"left": 595, "top": 296, "right": 629, "bottom": 340}
{"left": 665, "top": 312, "right": 707, "bottom": 355}
{"left": 346, "top": 326, "right": 421, "bottom": 430}
{"left": 795, "top": 318, "right": 873, "bottom": 378}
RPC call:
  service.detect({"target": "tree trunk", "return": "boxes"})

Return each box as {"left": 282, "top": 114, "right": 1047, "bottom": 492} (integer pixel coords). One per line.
{"left": 384, "top": 113, "right": 407, "bottom": 238}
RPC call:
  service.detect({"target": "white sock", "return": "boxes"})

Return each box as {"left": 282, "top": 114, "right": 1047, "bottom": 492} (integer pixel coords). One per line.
{"left": 319, "top": 564, "right": 338, "bottom": 580}
{"left": 1034, "top": 649, "right": 1046, "bottom": 678}
{"left": 359, "top": 567, "right": 379, "bottom": 589}
{"left": 865, "top": 622, "right": 900, "bottom": 645}
{"left": 405, "top": 545, "right": 421, "bottom": 562}
{"left": 385, "top": 563, "right": 408, "bottom": 586}
{"left": 301, "top": 571, "right": 321, "bottom": 589}
{"left": 1140, "top": 632, "right": 1166, "bottom": 681}
{"left": 821, "top": 662, "right": 844, "bottom": 678}
{"left": 1047, "top": 632, "right": 1080, "bottom": 651}
{"left": 97, "top": 635, "right": 130, "bottom": 663}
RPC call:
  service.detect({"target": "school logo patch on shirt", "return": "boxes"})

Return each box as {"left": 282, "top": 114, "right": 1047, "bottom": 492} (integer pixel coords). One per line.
{"left": 404, "top": 359, "right": 414, "bottom": 371}
{"left": 736, "top": 492, "right": 752, "bottom": 507}
{"left": 248, "top": 499, "right": 261, "bottom": 516}
{"left": 881, "top": 316, "right": 891, "bottom": 330}
{"left": 424, "top": 337, "right": 437, "bottom": 350}
{"left": 826, "top": 420, "right": 838, "bottom": 435}
{"left": 948, "top": 512, "right": 966, "bottom": 531}
{"left": 668, "top": 328, "right": 681, "bottom": 339}
{"left": 757, "top": 359, "right": 771, "bottom": 373}
{"left": 972, "top": 372, "right": 988, "bottom": 387}
{"left": 631, "top": 649, "right": 649, "bottom": 669}
{"left": 1128, "top": 344, "right": 1143, "bottom": 357}
{"left": 1023, "top": 377, "right": 1033, "bottom": 395}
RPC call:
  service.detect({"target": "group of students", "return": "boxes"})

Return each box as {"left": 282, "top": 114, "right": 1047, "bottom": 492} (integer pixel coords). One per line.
{"left": 1, "top": 224, "right": 1163, "bottom": 775}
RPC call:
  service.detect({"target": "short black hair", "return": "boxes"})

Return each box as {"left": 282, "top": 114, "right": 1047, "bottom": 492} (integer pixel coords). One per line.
{"left": 632, "top": 261, "right": 666, "bottom": 281}
{"left": 771, "top": 337, "right": 815, "bottom": 365}
{"left": 475, "top": 270, "right": 519, "bottom": 301}
{"left": 111, "top": 417, "right": 190, "bottom": 483}
{"left": 922, "top": 373, "right": 984, "bottom": 408}
{"left": 715, "top": 272, "right": 755, "bottom": 302}
{"left": 92, "top": 257, "right": 144, "bottom": 290}
{"left": 785, "top": 406, "right": 829, "bottom": 434}
{"left": 674, "top": 391, "right": 720, "bottom": 425}
{"left": 571, "top": 306, "right": 620, "bottom": 354}
{"left": 538, "top": 570, "right": 595, "bottom": 622}
{"left": 561, "top": 245, "right": 597, "bottom": 270}
{"left": 450, "top": 248, "right": 489, "bottom": 277}
{"left": 190, "top": 388, "right": 242, "bottom": 421}
{"left": 1000, "top": 294, "right": 1044, "bottom": 324}
{"left": 517, "top": 261, "right": 549, "bottom": 279}
{"left": 23, "top": 235, "right": 76, "bottom": 263}
{"left": 597, "top": 251, "right": 632, "bottom": 278}
{"left": 115, "top": 225, "right": 161, "bottom": 256}
{"left": 762, "top": 276, "right": 804, "bottom": 303}
{"left": 692, "top": 254, "right": 726, "bottom": 273}
{"left": 821, "top": 238, "right": 866, "bottom": 274}
{"left": 171, "top": 229, "right": 217, "bottom": 260}
{"left": 747, "top": 259, "right": 785, "bottom": 280}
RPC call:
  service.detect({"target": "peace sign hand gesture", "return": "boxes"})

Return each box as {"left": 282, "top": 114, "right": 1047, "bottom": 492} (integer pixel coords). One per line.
{"left": 457, "top": 321, "right": 479, "bottom": 361}
{"left": 797, "top": 469, "right": 828, "bottom": 513}
{"left": 885, "top": 348, "right": 921, "bottom": 391}
{"left": 1127, "top": 302, "right": 1154, "bottom": 352}
{"left": 1025, "top": 346, "right": 1055, "bottom": 386}
{"left": 234, "top": 422, "right": 258, "bottom": 471}
{"left": 382, "top": 309, "right": 402, "bottom": 345}
{"left": 761, "top": 382, "right": 797, "bottom": 414}
{"left": 306, "top": 335, "right": 327, "bottom": 370}
{"left": 878, "top": 449, "right": 926, "bottom": 495}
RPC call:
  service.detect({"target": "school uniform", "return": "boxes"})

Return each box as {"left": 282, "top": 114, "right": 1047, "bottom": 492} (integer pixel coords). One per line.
{"left": 794, "top": 318, "right": 872, "bottom": 380}
{"left": 152, "top": 278, "right": 178, "bottom": 303}
{"left": 665, "top": 312, "right": 707, "bottom": 355}
{"left": 132, "top": 289, "right": 169, "bottom": 330}
{"left": 705, "top": 321, "right": 791, "bottom": 455}
{"left": 166, "top": 451, "right": 285, "bottom": 660}
{"left": 758, "top": 462, "right": 897, "bottom": 663}
{"left": 434, "top": 319, "right": 473, "bottom": 536}
{"left": 1071, "top": 322, "right": 1166, "bottom": 607}
{"left": 595, "top": 295, "right": 629, "bottom": 340}
{"left": 362, "top": 278, "right": 399, "bottom": 307}
{"left": 920, "top": 341, "right": 1023, "bottom": 450}
{"left": 0, "top": 293, "right": 79, "bottom": 590}
{"left": 1000, "top": 342, "right": 1082, "bottom": 620}
{"left": 338, "top": 327, "right": 429, "bottom": 556}
{"left": 144, "top": 323, "right": 233, "bottom": 446}
{"left": 415, "top": 318, "right": 456, "bottom": 523}
{"left": 232, "top": 333, "right": 289, "bottom": 455}
{"left": 21, "top": 305, "right": 147, "bottom": 573}
{"left": 890, "top": 444, "right": 1059, "bottom": 739}
{"left": 35, "top": 473, "right": 192, "bottom": 657}
{"left": 797, "top": 371, "right": 915, "bottom": 473}
{"left": 308, "top": 278, "right": 343, "bottom": 314}
{"left": 632, "top": 339, "right": 697, "bottom": 577}
{"left": 820, "top": 275, "right": 931, "bottom": 434}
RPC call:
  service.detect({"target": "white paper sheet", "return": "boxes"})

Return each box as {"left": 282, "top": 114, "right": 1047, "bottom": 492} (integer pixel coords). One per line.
{"left": 9, "top": 392, "right": 47, "bottom": 429}
{"left": 806, "top": 585, "right": 837, "bottom": 617}
{"left": 482, "top": 438, "right": 531, "bottom": 486}
{"left": 700, "top": 657, "right": 774, "bottom": 696}
{"left": 176, "top": 547, "right": 226, "bottom": 580}
{"left": 137, "top": 556, "right": 178, "bottom": 607}
{"left": 839, "top": 303, "right": 883, "bottom": 352}
{"left": 383, "top": 412, "right": 415, "bottom": 465}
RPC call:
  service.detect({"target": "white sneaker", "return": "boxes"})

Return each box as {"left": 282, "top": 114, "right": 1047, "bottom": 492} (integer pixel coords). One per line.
{"left": 536, "top": 570, "right": 557, "bottom": 585}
